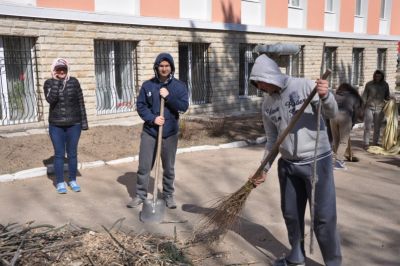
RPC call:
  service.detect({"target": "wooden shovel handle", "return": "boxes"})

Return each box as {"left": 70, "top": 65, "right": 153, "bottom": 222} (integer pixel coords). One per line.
{"left": 251, "top": 69, "right": 332, "bottom": 181}
{"left": 152, "top": 97, "right": 165, "bottom": 201}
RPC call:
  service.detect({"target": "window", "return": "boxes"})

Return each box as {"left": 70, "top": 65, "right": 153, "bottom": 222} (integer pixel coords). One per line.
{"left": 377, "top": 48, "right": 387, "bottom": 73}
{"left": 355, "top": 0, "right": 362, "bottom": 16}
{"left": 352, "top": 48, "right": 364, "bottom": 87}
{"left": 286, "top": 46, "right": 304, "bottom": 77}
{"left": 179, "top": 43, "right": 212, "bottom": 105}
{"left": 380, "top": 0, "right": 387, "bottom": 19}
{"left": 0, "top": 36, "right": 38, "bottom": 126}
{"left": 288, "top": 0, "right": 305, "bottom": 28}
{"left": 325, "top": 0, "right": 334, "bottom": 12}
{"left": 180, "top": 0, "right": 211, "bottom": 21}
{"left": 239, "top": 44, "right": 260, "bottom": 97}
{"left": 241, "top": 0, "right": 264, "bottom": 25}
{"left": 94, "top": 40, "right": 137, "bottom": 115}
{"left": 288, "top": 0, "right": 300, "bottom": 8}
{"left": 324, "top": 47, "right": 337, "bottom": 88}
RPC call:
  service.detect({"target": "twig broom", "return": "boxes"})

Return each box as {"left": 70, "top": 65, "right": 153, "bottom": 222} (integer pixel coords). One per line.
{"left": 194, "top": 69, "right": 332, "bottom": 240}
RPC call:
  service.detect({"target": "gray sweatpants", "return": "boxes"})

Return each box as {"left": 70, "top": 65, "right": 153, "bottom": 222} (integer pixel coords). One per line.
{"left": 136, "top": 131, "right": 178, "bottom": 199}
{"left": 277, "top": 155, "right": 342, "bottom": 266}
{"left": 363, "top": 106, "right": 385, "bottom": 146}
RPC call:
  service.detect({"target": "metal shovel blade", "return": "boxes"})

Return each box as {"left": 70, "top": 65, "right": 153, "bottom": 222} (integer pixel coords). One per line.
{"left": 140, "top": 198, "right": 166, "bottom": 223}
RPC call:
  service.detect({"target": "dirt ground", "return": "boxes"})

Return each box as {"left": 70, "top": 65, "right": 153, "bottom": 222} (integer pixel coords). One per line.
{"left": 0, "top": 114, "right": 264, "bottom": 175}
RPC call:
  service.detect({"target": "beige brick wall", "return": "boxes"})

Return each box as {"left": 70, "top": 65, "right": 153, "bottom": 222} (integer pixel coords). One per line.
{"left": 0, "top": 16, "right": 398, "bottom": 132}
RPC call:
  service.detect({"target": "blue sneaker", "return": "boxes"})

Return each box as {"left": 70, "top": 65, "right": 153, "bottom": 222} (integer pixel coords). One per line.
{"left": 334, "top": 160, "right": 347, "bottom": 170}
{"left": 68, "top": 180, "right": 81, "bottom": 192}
{"left": 56, "top": 182, "right": 67, "bottom": 194}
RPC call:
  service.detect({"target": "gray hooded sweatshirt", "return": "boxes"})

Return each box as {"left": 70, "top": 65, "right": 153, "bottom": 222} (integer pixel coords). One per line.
{"left": 250, "top": 54, "right": 338, "bottom": 164}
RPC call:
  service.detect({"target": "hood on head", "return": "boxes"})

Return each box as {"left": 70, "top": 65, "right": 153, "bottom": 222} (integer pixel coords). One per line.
{"left": 249, "top": 54, "right": 287, "bottom": 90}
{"left": 373, "top": 69, "right": 385, "bottom": 81}
{"left": 153, "top": 53, "right": 175, "bottom": 81}
{"left": 51, "top": 58, "right": 70, "bottom": 79}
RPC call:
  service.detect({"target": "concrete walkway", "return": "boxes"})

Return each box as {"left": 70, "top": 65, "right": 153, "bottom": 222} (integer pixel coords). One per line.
{"left": 0, "top": 134, "right": 399, "bottom": 265}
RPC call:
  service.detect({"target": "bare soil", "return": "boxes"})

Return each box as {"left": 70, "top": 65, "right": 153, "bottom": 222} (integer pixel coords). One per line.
{"left": 0, "top": 114, "right": 264, "bottom": 175}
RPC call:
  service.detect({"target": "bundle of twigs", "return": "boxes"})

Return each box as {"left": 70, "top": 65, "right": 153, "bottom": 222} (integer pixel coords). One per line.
{"left": 194, "top": 70, "right": 331, "bottom": 241}
{"left": 0, "top": 219, "right": 191, "bottom": 265}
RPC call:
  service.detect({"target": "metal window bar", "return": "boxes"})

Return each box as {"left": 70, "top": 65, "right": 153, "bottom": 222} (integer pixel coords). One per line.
{"left": 352, "top": 48, "right": 364, "bottom": 87}
{"left": 239, "top": 43, "right": 260, "bottom": 97}
{"left": 94, "top": 40, "right": 137, "bottom": 115}
{"left": 0, "top": 36, "right": 38, "bottom": 126}
{"left": 179, "top": 43, "right": 212, "bottom": 105}
{"left": 324, "top": 47, "right": 337, "bottom": 89}
{"left": 377, "top": 48, "right": 387, "bottom": 74}
{"left": 287, "top": 46, "right": 304, "bottom": 78}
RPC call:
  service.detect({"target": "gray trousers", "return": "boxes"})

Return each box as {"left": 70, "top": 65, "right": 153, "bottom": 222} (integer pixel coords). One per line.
{"left": 363, "top": 106, "right": 385, "bottom": 146}
{"left": 278, "top": 155, "right": 342, "bottom": 266}
{"left": 136, "top": 131, "right": 178, "bottom": 199}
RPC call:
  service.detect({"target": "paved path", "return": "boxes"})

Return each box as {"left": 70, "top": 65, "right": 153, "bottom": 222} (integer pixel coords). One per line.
{"left": 0, "top": 135, "right": 399, "bottom": 265}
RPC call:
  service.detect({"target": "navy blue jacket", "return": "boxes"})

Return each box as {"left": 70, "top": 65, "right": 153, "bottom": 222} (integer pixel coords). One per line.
{"left": 136, "top": 53, "right": 189, "bottom": 138}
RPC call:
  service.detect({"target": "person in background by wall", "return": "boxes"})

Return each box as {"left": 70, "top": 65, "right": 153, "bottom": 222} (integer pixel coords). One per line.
{"left": 330, "top": 83, "right": 363, "bottom": 170}
{"left": 362, "top": 70, "right": 390, "bottom": 149}
{"left": 250, "top": 54, "right": 342, "bottom": 266}
{"left": 127, "top": 53, "right": 189, "bottom": 209}
{"left": 44, "top": 58, "right": 88, "bottom": 194}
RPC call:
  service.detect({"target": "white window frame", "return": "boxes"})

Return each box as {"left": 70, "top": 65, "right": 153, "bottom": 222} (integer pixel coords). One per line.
{"left": 355, "top": 0, "right": 362, "bottom": 16}
{"left": 288, "top": 0, "right": 306, "bottom": 29}
{"left": 288, "top": 0, "right": 301, "bottom": 8}
{"left": 0, "top": 36, "right": 38, "bottom": 126}
{"left": 94, "top": 40, "right": 137, "bottom": 115}
{"left": 380, "top": 0, "right": 387, "bottom": 19}
{"left": 241, "top": 0, "right": 265, "bottom": 26}
{"left": 325, "top": 0, "right": 334, "bottom": 12}
{"left": 180, "top": 0, "right": 211, "bottom": 21}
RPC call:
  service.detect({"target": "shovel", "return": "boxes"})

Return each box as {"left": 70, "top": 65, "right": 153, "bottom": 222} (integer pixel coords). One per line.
{"left": 140, "top": 97, "right": 166, "bottom": 223}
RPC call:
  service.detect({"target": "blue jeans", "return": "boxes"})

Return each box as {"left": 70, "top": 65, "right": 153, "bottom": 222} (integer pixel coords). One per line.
{"left": 49, "top": 124, "right": 82, "bottom": 184}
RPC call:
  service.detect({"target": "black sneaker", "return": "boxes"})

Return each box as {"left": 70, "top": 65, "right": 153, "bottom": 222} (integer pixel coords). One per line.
{"left": 273, "top": 258, "right": 305, "bottom": 266}
{"left": 126, "top": 197, "right": 144, "bottom": 208}
{"left": 164, "top": 195, "right": 177, "bottom": 209}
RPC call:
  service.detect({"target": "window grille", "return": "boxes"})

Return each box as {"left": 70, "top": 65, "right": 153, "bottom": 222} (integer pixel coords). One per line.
{"left": 352, "top": 48, "right": 364, "bottom": 87}
{"left": 239, "top": 43, "right": 260, "bottom": 97}
{"left": 94, "top": 40, "right": 137, "bottom": 115}
{"left": 324, "top": 46, "right": 337, "bottom": 89}
{"left": 0, "top": 36, "right": 38, "bottom": 126}
{"left": 286, "top": 46, "right": 304, "bottom": 78}
{"left": 178, "top": 43, "right": 212, "bottom": 105}
{"left": 377, "top": 48, "right": 387, "bottom": 74}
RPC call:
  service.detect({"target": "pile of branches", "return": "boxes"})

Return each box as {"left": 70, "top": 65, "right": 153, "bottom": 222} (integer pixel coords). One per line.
{"left": 0, "top": 219, "right": 191, "bottom": 265}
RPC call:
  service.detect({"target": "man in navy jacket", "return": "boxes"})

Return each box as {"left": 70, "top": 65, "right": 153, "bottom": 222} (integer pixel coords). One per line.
{"left": 127, "top": 53, "right": 189, "bottom": 209}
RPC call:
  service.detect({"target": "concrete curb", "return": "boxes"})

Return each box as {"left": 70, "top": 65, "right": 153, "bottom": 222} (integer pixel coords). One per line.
{"left": 0, "top": 138, "right": 266, "bottom": 183}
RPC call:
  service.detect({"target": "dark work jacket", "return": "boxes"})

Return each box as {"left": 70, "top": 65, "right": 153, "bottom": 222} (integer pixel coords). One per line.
{"left": 136, "top": 78, "right": 189, "bottom": 138}
{"left": 43, "top": 77, "right": 88, "bottom": 130}
{"left": 136, "top": 53, "right": 189, "bottom": 138}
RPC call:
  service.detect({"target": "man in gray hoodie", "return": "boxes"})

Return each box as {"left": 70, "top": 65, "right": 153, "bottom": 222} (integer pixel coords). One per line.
{"left": 250, "top": 54, "right": 342, "bottom": 266}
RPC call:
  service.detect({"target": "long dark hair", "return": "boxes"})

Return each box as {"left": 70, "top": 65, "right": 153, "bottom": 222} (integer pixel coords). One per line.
{"left": 336, "top": 83, "right": 363, "bottom": 104}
